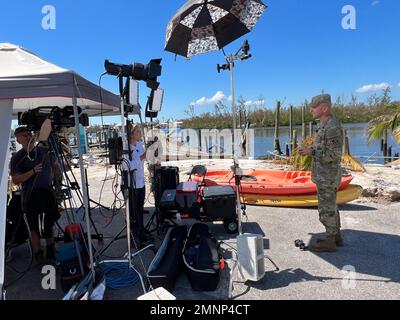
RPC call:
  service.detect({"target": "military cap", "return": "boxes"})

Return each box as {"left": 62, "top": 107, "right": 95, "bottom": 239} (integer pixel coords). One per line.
{"left": 310, "top": 94, "right": 332, "bottom": 108}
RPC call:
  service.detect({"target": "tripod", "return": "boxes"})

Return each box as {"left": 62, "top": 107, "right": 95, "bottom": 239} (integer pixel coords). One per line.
{"left": 48, "top": 133, "right": 104, "bottom": 241}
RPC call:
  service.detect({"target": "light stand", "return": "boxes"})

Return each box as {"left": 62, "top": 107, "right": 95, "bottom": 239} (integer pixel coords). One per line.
{"left": 100, "top": 59, "right": 162, "bottom": 295}
{"left": 217, "top": 40, "right": 252, "bottom": 235}
{"left": 218, "top": 41, "right": 272, "bottom": 299}
{"left": 217, "top": 40, "right": 252, "bottom": 136}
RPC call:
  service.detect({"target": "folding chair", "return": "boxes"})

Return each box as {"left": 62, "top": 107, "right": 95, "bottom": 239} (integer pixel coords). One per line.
{"left": 188, "top": 165, "right": 207, "bottom": 186}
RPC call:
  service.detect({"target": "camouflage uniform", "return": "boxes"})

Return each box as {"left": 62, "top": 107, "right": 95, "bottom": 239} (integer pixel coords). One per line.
{"left": 311, "top": 116, "right": 343, "bottom": 236}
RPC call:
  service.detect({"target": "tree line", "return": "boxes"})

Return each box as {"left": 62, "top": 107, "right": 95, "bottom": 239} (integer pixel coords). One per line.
{"left": 180, "top": 88, "right": 397, "bottom": 129}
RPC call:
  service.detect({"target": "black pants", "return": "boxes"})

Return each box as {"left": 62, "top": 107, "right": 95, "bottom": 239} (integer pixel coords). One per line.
{"left": 23, "top": 188, "right": 60, "bottom": 239}
{"left": 128, "top": 187, "right": 146, "bottom": 237}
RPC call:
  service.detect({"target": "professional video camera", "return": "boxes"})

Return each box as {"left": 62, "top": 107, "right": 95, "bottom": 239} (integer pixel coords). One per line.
{"left": 104, "top": 59, "right": 162, "bottom": 90}
{"left": 18, "top": 106, "right": 89, "bottom": 132}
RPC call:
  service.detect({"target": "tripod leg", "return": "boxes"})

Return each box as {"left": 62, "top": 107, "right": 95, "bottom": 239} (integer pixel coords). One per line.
{"left": 88, "top": 213, "right": 103, "bottom": 242}
{"left": 145, "top": 209, "right": 159, "bottom": 233}
{"left": 97, "top": 225, "right": 127, "bottom": 257}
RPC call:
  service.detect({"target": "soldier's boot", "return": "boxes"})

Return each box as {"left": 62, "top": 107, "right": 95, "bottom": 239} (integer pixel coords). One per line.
{"left": 310, "top": 235, "right": 337, "bottom": 252}
{"left": 317, "top": 232, "right": 344, "bottom": 247}
{"left": 334, "top": 232, "right": 344, "bottom": 247}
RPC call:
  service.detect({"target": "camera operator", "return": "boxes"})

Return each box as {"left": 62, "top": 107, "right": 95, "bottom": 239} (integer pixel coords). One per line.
{"left": 124, "top": 123, "right": 152, "bottom": 244}
{"left": 10, "top": 126, "right": 60, "bottom": 261}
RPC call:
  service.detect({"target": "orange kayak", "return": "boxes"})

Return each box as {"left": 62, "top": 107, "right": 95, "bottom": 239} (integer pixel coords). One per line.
{"left": 191, "top": 169, "right": 353, "bottom": 195}
{"left": 241, "top": 184, "right": 363, "bottom": 207}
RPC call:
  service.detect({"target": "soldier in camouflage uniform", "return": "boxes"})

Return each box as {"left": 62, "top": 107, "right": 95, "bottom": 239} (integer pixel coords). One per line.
{"left": 299, "top": 94, "right": 344, "bottom": 252}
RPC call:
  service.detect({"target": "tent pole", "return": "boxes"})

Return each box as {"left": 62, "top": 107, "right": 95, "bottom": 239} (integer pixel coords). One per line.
{"left": 0, "top": 100, "right": 14, "bottom": 300}
{"left": 0, "top": 101, "right": 12, "bottom": 300}
{"left": 72, "top": 77, "right": 95, "bottom": 283}
{"left": 0, "top": 158, "right": 8, "bottom": 300}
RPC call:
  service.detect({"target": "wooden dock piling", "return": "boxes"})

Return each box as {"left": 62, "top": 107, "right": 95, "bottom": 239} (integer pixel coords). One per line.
{"left": 383, "top": 129, "right": 388, "bottom": 163}
{"left": 292, "top": 129, "right": 298, "bottom": 151}
{"left": 343, "top": 129, "right": 350, "bottom": 154}
{"left": 301, "top": 105, "right": 306, "bottom": 139}
{"left": 289, "top": 105, "right": 293, "bottom": 142}
{"left": 274, "top": 101, "right": 282, "bottom": 154}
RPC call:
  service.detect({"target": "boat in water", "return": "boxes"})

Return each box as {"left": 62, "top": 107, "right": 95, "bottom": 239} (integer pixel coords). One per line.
{"left": 191, "top": 169, "right": 354, "bottom": 195}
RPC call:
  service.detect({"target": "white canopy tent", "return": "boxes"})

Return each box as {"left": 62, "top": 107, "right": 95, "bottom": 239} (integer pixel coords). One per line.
{"left": 0, "top": 43, "right": 121, "bottom": 298}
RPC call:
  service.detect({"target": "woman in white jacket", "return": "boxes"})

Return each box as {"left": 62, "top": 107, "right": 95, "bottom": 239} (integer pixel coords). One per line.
{"left": 125, "top": 123, "right": 151, "bottom": 243}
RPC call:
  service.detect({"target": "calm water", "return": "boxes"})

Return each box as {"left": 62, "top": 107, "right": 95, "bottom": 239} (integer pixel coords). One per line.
{"left": 155, "top": 123, "right": 400, "bottom": 165}
{"left": 254, "top": 123, "right": 400, "bottom": 164}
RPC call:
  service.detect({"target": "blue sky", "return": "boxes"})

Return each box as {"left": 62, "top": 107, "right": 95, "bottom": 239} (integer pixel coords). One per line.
{"left": 1, "top": 0, "right": 399, "bottom": 125}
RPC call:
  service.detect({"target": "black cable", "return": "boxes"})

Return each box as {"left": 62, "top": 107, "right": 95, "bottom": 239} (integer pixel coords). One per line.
{"left": 101, "top": 163, "right": 130, "bottom": 228}
{"left": 101, "top": 160, "right": 132, "bottom": 230}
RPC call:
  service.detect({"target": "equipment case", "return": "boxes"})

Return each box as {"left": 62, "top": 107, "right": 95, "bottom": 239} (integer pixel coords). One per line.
{"left": 182, "top": 223, "right": 220, "bottom": 291}
{"left": 176, "top": 181, "right": 199, "bottom": 214}
{"left": 147, "top": 225, "right": 187, "bottom": 291}
{"left": 159, "top": 189, "right": 177, "bottom": 210}
{"left": 201, "top": 186, "right": 236, "bottom": 219}
{"left": 154, "top": 166, "right": 179, "bottom": 205}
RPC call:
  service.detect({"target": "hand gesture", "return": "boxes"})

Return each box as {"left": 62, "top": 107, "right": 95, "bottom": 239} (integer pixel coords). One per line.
{"left": 33, "top": 163, "right": 43, "bottom": 174}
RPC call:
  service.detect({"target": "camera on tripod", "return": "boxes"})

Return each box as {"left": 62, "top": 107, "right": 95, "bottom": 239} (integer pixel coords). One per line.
{"left": 18, "top": 106, "right": 89, "bottom": 132}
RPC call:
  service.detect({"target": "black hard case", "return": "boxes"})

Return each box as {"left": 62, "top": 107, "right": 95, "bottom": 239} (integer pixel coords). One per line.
{"left": 154, "top": 166, "right": 179, "bottom": 205}
{"left": 159, "top": 189, "right": 177, "bottom": 210}
{"left": 201, "top": 186, "right": 236, "bottom": 219}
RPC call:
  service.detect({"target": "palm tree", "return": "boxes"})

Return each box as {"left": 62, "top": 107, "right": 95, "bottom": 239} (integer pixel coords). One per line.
{"left": 367, "top": 102, "right": 400, "bottom": 144}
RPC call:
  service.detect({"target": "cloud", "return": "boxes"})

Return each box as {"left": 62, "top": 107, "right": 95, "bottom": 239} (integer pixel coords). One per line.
{"left": 371, "top": 1, "right": 380, "bottom": 6}
{"left": 356, "top": 82, "right": 391, "bottom": 93}
{"left": 243, "top": 99, "right": 265, "bottom": 107}
{"left": 190, "top": 91, "right": 228, "bottom": 106}
{"left": 190, "top": 92, "right": 265, "bottom": 108}
{"left": 253, "top": 99, "right": 265, "bottom": 106}
{"left": 398, "top": 82, "right": 400, "bottom": 87}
